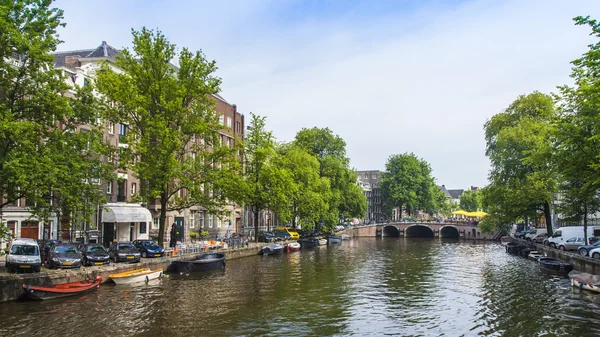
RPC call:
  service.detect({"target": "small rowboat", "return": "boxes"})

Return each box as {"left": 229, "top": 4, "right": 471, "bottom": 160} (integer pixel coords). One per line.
{"left": 299, "top": 238, "right": 319, "bottom": 249}
{"left": 569, "top": 271, "right": 600, "bottom": 293}
{"left": 22, "top": 276, "right": 102, "bottom": 301}
{"left": 286, "top": 242, "right": 301, "bottom": 252}
{"left": 109, "top": 268, "right": 163, "bottom": 285}
{"left": 318, "top": 238, "right": 328, "bottom": 246}
{"left": 260, "top": 243, "right": 284, "bottom": 255}
{"left": 328, "top": 236, "right": 342, "bottom": 244}
{"left": 538, "top": 257, "right": 573, "bottom": 275}
{"left": 528, "top": 250, "right": 543, "bottom": 261}
{"left": 171, "top": 253, "right": 226, "bottom": 274}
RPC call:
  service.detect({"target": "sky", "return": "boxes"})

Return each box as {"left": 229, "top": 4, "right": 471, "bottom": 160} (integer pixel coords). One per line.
{"left": 53, "top": 0, "right": 600, "bottom": 190}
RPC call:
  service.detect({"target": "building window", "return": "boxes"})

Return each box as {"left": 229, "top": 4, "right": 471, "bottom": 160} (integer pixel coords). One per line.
{"left": 119, "top": 123, "right": 127, "bottom": 136}
{"left": 140, "top": 222, "right": 147, "bottom": 234}
{"left": 199, "top": 212, "right": 204, "bottom": 228}
{"left": 217, "top": 218, "right": 221, "bottom": 228}
{"left": 190, "top": 210, "right": 196, "bottom": 228}
{"left": 106, "top": 181, "right": 112, "bottom": 194}
{"left": 108, "top": 121, "right": 114, "bottom": 135}
{"left": 208, "top": 214, "right": 213, "bottom": 228}
{"left": 227, "top": 117, "right": 232, "bottom": 128}
{"left": 219, "top": 114, "right": 224, "bottom": 126}
{"left": 191, "top": 134, "right": 196, "bottom": 142}
{"left": 131, "top": 183, "right": 137, "bottom": 195}
{"left": 152, "top": 217, "right": 159, "bottom": 229}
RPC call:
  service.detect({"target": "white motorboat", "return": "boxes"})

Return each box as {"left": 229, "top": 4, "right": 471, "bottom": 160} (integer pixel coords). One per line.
{"left": 109, "top": 268, "right": 163, "bottom": 285}
{"left": 527, "top": 250, "right": 543, "bottom": 261}
{"left": 318, "top": 238, "right": 328, "bottom": 246}
{"left": 569, "top": 271, "right": 600, "bottom": 293}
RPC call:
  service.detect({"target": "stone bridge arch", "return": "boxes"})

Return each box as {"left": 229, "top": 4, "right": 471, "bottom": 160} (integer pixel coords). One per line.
{"left": 382, "top": 225, "right": 400, "bottom": 237}
{"left": 439, "top": 225, "right": 460, "bottom": 239}
{"left": 405, "top": 224, "right": 434, "bottom": 238}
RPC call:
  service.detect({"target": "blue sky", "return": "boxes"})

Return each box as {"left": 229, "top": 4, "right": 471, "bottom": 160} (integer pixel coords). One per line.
{"left": 54, "top": 0, "right": 600, "bottom": 189}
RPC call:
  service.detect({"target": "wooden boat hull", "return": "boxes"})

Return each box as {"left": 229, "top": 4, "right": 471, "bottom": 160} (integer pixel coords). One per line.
{"left": 171, "top": 253, "right": 226, "bottom": 274}
{"left": 110, "top": 268, "right": 163, "bottom": 284}
{"left": 299, "top": 239, "right": 319, "bottom": 249}
{"left": 538, "top": 257, "right": 573, "bottom": 275}
{"left": 505, "top": 242, "right": 527, "bottom": 255}
{"left": 569, "top": 271, "right": 600, "bottom": 293}
{"left": 501, "top": 236, "right": 514, "bottom": 246}
{"left": 328, "top": 236, "right": 342, "bottom": 244}
{"left": 22, "top": 276, "right": 102, "bottom": 301}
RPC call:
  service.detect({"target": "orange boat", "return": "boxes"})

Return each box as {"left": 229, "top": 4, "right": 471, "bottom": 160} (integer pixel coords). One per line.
{"left": 22, "top": 276, "right": 103, "bottom": 301}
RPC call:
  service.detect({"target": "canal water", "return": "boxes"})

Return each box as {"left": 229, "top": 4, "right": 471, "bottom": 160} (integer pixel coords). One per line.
{"left": 1, "top": 238, "right": 600, "bottom": 337}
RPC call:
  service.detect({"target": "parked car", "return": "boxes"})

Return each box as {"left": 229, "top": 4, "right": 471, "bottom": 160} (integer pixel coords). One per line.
{"left": 5, "top": 238, "right": 41, "bottom": 273}
{"left": 132, "top": 239, "right": 165, "bottom": 258}
{"left": 557, "top": 236, "right": 586, "bottom": 251}
{"left": 109, "top": 242, "right": 141, "bottom": 263}
{"left": 258, "top": 231, "right": 277, "bottom": 243}
{"left": 274, "top": 227, "right": 300, "bottom": 240}
{"left": 525, "top": 229, "right": 547, "bottom": 242}
{"left": 273, "top": 230, "right": 291, "bottom": 241}
{"left": 515, "top": 229, "right": 535, "bottom": 239}
{"left": 47, "top": 244, "right": 83, "bottom": 269}
{"left": 531, "top": 233, "right": 548, "bottom": 244}
{"left": 578, "top": 241, "right": 600, "bottom": 257}
{"left": 38, "top": 239, "right": 62, "bottom": 265}
{"left": 80, "top": 244, "right": 110, "bottom": 266}
{"left": 589, "top": 247, "right": 600, "bottom": 259}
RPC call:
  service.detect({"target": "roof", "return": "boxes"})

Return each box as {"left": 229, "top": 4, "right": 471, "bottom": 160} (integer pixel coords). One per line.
{"left": 438, "top": 185, "right": 452, "bottom": 198}
{"left": 447, "top": 189, "right": 464, "bottom": 200}
{"left": 85, "top": 41, "right": 120, "bottom": 58}
{"left": 53, "top": 41, "right": 120, "bottom": 69}
{"left": 212, "top": 93, "right": 229, "bottom": 104}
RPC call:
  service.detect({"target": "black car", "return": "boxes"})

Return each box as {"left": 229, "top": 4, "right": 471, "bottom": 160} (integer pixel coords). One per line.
{"left": 258, "top": 231, "right": 277, "bottom": 243}
{"left": 39, "top": 239, "right": 62, "bottom": 264}
{"left": 132, "top": 240, "right": 165, "bottom": 258}
{"left": 109, "top": 242, "right": 141, "bottom": 263}
{"left": 46, "top": 244, "right": 83, "bottom": 269}
{"left": 80, "top": 244, "right": 111, "bottom": 266}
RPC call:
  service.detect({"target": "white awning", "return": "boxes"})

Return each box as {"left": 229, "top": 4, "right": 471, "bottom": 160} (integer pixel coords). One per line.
{"left": 102, "top": 203, "right": 152, "bottom": 223}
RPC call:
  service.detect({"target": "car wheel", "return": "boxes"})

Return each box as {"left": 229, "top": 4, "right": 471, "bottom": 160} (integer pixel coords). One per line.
{"left": 580, "top": 249, "right": 588, "bottom": 257}
{"left": 142, "top": 252, "right": 147, "bottom": 258}
{"left": 550, "top": 243, "right": 556, "bottom": 248}
{"left": 593, "top": 252, "right": 600, "bottom": 259}
{"left": 559, "top": 245, "right": 566, "bottom": 251}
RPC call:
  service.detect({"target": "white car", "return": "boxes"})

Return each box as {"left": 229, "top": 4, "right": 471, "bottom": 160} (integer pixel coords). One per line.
{"left": 589, "top": 246, "right": 600, "bottom": 259}
{"left": 5, "top": 238, "right": 42, "bottom": 273}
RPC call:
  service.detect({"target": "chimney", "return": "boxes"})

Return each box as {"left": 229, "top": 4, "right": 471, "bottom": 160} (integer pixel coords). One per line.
{"left": 65, "top": 55, "right": 81, "bottom": 68}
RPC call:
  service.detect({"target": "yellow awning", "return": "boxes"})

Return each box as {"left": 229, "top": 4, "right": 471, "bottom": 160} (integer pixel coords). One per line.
{"left": 451, "top": 210, "right": 468, "bottom": 215}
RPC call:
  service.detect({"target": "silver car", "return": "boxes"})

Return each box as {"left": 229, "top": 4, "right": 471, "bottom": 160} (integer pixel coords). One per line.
{"left": 558, "top": 236, "right": 585, "bottom": 251}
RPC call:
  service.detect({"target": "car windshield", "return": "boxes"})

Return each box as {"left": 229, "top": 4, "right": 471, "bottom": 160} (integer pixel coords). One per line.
{"left": 87, "top": 246, "right": 107, "bottom": 253}
{"left": 143, "top": 241, "right": 159, "bottom": 248}
{"left": 118, "top": 243, "right": 135, "bottom": 250}
{"left": 55, "top": 246, "right": 78, "bottom": 254}
{"left": 10, "top": 244, "right": 39, "bottom": 256}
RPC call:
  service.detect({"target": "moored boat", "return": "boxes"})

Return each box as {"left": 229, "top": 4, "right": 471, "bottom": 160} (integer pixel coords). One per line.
{"left": 569, "top": 271, "right": 600, "bottom": 293}
{"left": 109, "top": 268, "right": 163, "bottom": 284}
{"left": 518, "top": 248, "right": 533, "bottom": 258}
{"left": 501, "top": 236, "right": 514, "bottom": 246}
{"left": 260, "top": 243, "right": 284, "bottom": 255}
{"left": 538, "top": 257, "right": 573, "bottom": 275}
{"left": 22, "top": 276, "right": 102, "bottom": 301}
{"left": 505, "top": 242, "right": 527, "bottom": 255}
{"left": 286, "top": 242, "right": 301, "bottom": 252}
{"left": 171, "top": 252, "right": 226, "bottom": 274}
{"left": 328, "top": 236, "right": 342, "bottom": 244}
{"left": 528, "top": 250, "right": 543, "bottom": 261}
{"left": 299, "top": 238, "right": 319, "bottom": 249}
{"left": 318, "top": 238, "right": 328, "bottom": 246}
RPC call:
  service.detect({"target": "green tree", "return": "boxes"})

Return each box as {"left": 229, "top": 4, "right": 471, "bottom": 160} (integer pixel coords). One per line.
{"left": 0, "top": 0, "right": 111, "bottom": 242}
{"left": 482, "top": 92, "right": 557, "bottom": 235}
{"left": 277, "top": 144, "right": 331, "bottom": 228}
{"left": 552, "top": 16, "right": 600, "bottom": 242}
{"left": 293, "top": 127, "right": 366, "bottom": 230}
{"left": 380, "top": 153, "right": 440, "bottom": 217}
{"left": 241, "top": 114, "right": 293, "bottom": 241}
{"left": 459, "top": 190, "right": 482, "bottom": 212}
{"left": 95, "top": 28, "right": 240, "bottom": 246}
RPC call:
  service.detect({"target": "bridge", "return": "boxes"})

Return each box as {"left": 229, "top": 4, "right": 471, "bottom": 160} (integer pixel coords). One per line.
{"left": 350, "top": 222, "right": 492, "bottom": 240}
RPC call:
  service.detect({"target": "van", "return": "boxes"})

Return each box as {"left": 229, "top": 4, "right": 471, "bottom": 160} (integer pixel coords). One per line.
{"left": 275, "top": 227, "right": 300, "bottom": 240}
{"left": 547, "top": 226, "right": 600, "bottom": 248}
{"left": 5, "top": 238, "right": 42, "bottom": 273}
{"left": 525, "top": 228, "right": 547, "bottom": 241}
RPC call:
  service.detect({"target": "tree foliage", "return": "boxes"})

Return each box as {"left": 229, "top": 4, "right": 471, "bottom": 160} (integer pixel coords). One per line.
{"left": 293, "top": 127, "right": 366, "bottom": 230}
{"left": 0, "top": 0, "right": 111, "bottom": 242}
{"left": 380, "top": 153, "right": 442, "bottom": 217}
{"left": 459, "top": 190, "right": 482, "bottom": 212}
{"left": 96, "top": 28, "right": 240, "bottom": 246}
{"left": 482, "top": 92, "right": 557, "bottom": 234}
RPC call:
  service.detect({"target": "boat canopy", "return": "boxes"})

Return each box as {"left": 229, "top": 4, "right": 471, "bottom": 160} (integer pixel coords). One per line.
{"left": 102, "top": 203, "right": 152, "bottom": 223}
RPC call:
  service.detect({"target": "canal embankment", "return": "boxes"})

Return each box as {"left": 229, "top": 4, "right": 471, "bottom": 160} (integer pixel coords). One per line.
{"left": 0, "top": 244, "right": 262, "bottom": 302}
{"left": 519, "top": 239, "right": 600, "bottom": 274}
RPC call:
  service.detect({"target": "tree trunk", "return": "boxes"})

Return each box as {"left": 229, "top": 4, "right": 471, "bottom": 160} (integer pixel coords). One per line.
{"left": 253, "top": 207, "right": 259, "bottom": 243}
{"left": 158, "top": 190, "right": 168, "bottom": 247}
{"left": 584, "top": 203, "right": 589, "bottom": 245}
{"left": 543, "top": 201, "right": 553, "bottom": 237}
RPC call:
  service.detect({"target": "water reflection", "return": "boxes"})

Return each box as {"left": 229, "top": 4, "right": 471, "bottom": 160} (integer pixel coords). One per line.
{"left": 2, "top": 238, "right": 600, "bottom": 336}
